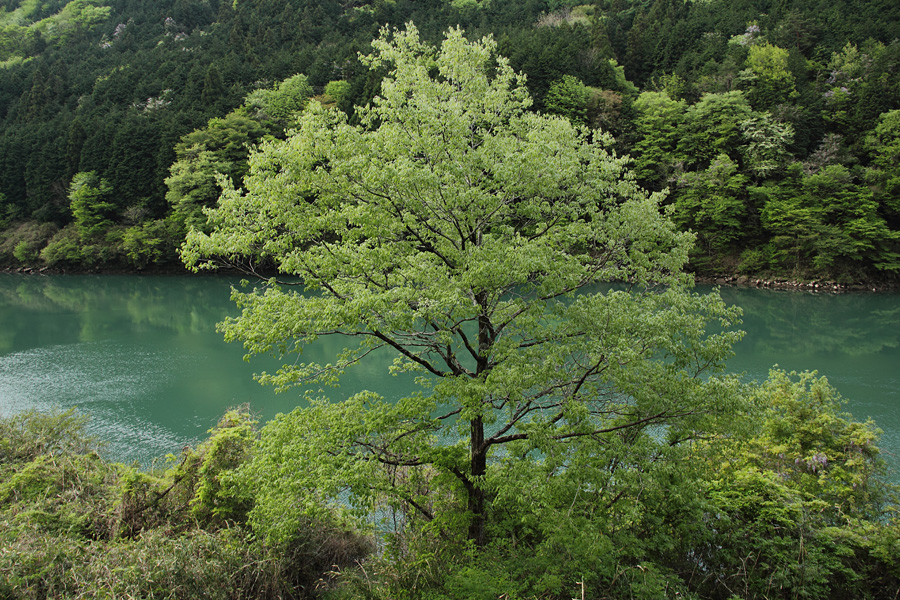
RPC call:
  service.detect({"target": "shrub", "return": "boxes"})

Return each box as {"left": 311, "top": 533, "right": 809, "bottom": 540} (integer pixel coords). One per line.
{"left": 0, "top": 409, "right": 99, "bottom": 465}
{"left": 122, "top": 218, "right": 182, "bottom": 268}
{"left": 0, "top": 408, "right": 372, "bottom": 599}
{"left": 0, "top": 221, "right": 58, "bottom": 265}
{"left": 39, "top": 225, "right": 86, "bottom": 266}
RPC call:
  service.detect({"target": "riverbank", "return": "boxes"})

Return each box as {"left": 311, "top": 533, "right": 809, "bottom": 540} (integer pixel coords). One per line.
{"left": 8, "top": 262, "right": 899, "bottom": 293}
{"left": 1, "top": 263, "right": 190, "bottom": 276}
{"left": 693, "top": 273, "right": 899, "bottom": 292}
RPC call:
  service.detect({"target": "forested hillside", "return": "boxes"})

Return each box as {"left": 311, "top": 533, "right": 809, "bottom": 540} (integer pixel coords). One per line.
{"left": 1, "top": 0, "right": 899, "bottom": 281}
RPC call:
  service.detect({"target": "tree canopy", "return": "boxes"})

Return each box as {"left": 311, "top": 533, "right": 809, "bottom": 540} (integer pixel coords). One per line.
{"left": 184, "top": 24, "right": 743, "bottom": 548}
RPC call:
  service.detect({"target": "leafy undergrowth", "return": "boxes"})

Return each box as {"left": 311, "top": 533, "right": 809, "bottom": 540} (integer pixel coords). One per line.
{"left": 0, "top": 408, "right": 370, "bottom": 600}
{"left": 3, "top": 371, "right": 899, "bottom": 600}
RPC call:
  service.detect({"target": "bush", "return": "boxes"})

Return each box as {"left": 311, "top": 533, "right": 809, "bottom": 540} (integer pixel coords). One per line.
{"left": 672, "top": 370, "right": 900, "bottom": 600}
{"left": 122, "top": 218, "right": 182, "bottom": 268}
{"left": 39, "top": 224, "right": 128, "bottom": 267}
{"left": 0, "top": 221, "right": 58, "bottom": 265}
{"left": 39, "top": 225, "right": 86, "bottom": 266}
{"left": 0, "top": 409, "right": 99, "bottom": 465}
{"left": 164, "top": 405, "right": 258, "bottom": 527}
{"left": 0, "top": 409, "right": 372, "bottom": 599}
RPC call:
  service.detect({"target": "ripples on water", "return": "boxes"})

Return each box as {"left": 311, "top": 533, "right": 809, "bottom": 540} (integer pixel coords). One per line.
{"left": 0, "top": 341, "right": 197, "bottom": 465}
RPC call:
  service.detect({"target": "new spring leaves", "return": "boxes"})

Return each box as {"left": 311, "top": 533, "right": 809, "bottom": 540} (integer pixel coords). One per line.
{"left": 183, "top": 25, "right": 742, "bottom": 545}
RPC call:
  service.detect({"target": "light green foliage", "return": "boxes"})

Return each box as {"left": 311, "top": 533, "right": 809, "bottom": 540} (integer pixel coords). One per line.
{"left": 677, "top": 91, "right": 753, "bottom": 169}
{"left": 165, "top": 74, "right": 311, "bottom": 234}
{"left": 759, "top": 165, "right": 897, "bottom": 279}
{"left": 323, "top": 79, "right": 353, "bottom": 113}
{"left": 0, "top": 410, "right": 116, "bottom": 545}
{"left": 745, "top": 370, "right": 885, "bottom": 515}
{"left": 865, "top": 109, "right": 900, "bottom": 213}
{"left": 243, "top": 73, "right": 313, "bottom": 127}
{"left": 633, "top": 92, "right": 794, "bottom": 266}
{"left": 0, "top": 408, "right": 371, "bottom": 599}
{"left": 611, "top": 59, "right": 638, "bottom": 94}
{"left": 0, "top": 221, "right": 57, "bottom": 264}
{"left": 38, "top": 225, "right": 85, "bottom": 266}
{"left": 631, "top": 90, "right": 687, "bottom": 188}
{"left": 0, "top": 409, "right": 98, "bottom": 465}
{"left": 544, "top": 74, "right": 590, "bottom": 124}
{"left": 165, "top": 111, "right": 268, "bottom": 230}
{"left": 545, "top": 75, "right": 626, "bottom": 132}
{"left": 34, "top": 0, "right": 111, "bottom": 40}
{"left": 802, "top": 165, "right": 897, "bottom": 272}
{"left": 829, "top": 42, "right": 870, "bottom": 83}
{"left": 166, "top": 149, "right": 234, "bottom": 228}
{"left": 114, "top": 407, "right": 259, "bottom": 535}
{"left": 740, "top": 43, "right": 797, "bottom": 108}
{"left": 39, "top": 224, "right": 125, "bottom": 267}
{"left": 0, "top": 0, "right": 109, "bottom": 62}
{"left": 867, "top": 109, "right": 900, "bottom": 172}
{"left": 181, "top": 406, "right": 257, "bottom": 525}
{"left": 761, "top": 164, "right": 899, "bottom": 277}
{"left": 447, "top": 0, "right": 491, "bottom": 11}
{"left": 115, "top": 466, "right": 170, "bottom": 537}
{"left": 821, "top": 42, "right": 878, "bottom": 134}
{"left": 121, "top": 218, "right": 180, "bottom": 268}
{"left": 185, "top": 24, "right": 743, "bottom": 558}
{"left": 685, "top": 369, "right": 900, "bottom": 599}
{"left": 739, "top": 113, "right": 794, "bottom": 178}
{"left": 650, "top": 72, "right": 689, "bottom": 100}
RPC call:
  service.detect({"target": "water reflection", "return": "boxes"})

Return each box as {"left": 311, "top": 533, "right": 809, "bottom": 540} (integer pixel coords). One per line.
{"left": 0, "top": 274, "right": 423, "bottom": 465}
{"left": 0, "top": 275, "right": 288, "bottom": 464}
{"left": 715, "top": 286, "right": 900, "bottom": 357}
{"left": 0, "top": 275, "right": 231, "bottom": 353}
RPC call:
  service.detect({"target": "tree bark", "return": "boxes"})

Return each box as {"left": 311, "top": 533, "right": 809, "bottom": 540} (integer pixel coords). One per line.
{"left": 468, "top": 415, "right": 487, "bottom": 546}
{"left": 468, "top": 292, "right": 492, "bottom": 546}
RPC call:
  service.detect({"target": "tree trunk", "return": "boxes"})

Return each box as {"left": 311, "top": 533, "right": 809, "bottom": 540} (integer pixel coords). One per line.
{"left": 468, "top": 415, "right": 487, "bottom": 546}
{"left": 468, "top": 293, "right": 492, "bottom": 546}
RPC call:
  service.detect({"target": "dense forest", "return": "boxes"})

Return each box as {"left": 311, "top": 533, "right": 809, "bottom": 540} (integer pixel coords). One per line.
{"left": 0, "top": 0, "right": 899, "bottom": 281}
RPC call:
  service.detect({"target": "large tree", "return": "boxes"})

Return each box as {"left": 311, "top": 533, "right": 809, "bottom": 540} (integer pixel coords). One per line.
{"left": 183, "top": 24, "right": 742, "bottom": 547}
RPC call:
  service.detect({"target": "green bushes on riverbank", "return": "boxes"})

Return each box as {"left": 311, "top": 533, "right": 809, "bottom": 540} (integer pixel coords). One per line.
{"left": 0, "top": 409, "right": 370, "bottom": 599}
{"left": 2, "top": 371, "right": 899, "bottom": 599}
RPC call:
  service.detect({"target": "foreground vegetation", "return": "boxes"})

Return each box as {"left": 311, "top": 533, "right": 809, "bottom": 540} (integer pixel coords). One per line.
{"left": 0, "top": 408, "right": 372, "bottom": 599}
{"left": 2, "top": 370, "right": 898, "bottom": 599}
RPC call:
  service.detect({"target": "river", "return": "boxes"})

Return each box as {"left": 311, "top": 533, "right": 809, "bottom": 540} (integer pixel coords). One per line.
{"left": 1, "top": 274, "right": 898, "bottom": 474}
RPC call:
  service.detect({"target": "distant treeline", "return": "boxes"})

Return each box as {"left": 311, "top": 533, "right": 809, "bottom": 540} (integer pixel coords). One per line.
{"left": 1, "top": 0, "right": 899, "bottom": 281}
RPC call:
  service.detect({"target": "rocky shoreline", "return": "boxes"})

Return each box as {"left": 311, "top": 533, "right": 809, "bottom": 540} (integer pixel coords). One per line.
{"left": 1, "top": 264, "right": 190, "bottom": 276}
{"left": 4, "top": 264, "right": 898, "bottom": 292}
{"left": 694, "top": 274, "right": 897, "bottom": 292}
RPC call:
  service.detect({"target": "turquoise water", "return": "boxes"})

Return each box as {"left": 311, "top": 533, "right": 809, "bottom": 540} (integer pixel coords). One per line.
{"left": 1, "top": 274, "right": 897, "bottom": 473}
{"left": 715, "top": 285, "right": 900, "bottom": 470}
